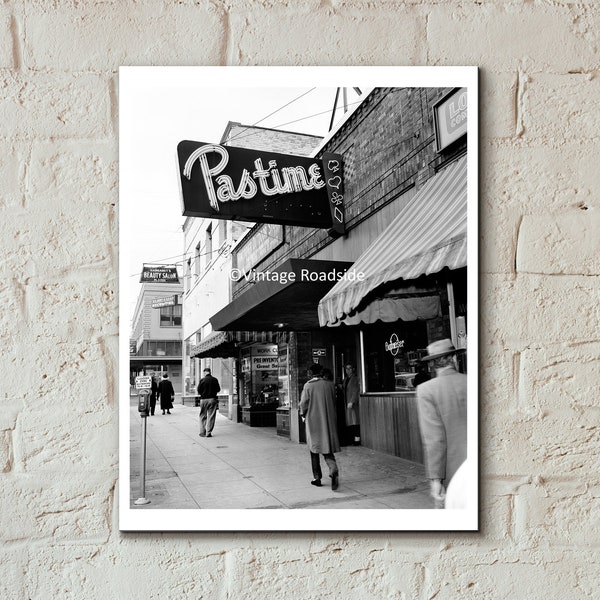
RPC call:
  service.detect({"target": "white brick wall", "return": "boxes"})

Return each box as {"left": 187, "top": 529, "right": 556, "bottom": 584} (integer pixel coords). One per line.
{"left": 2, "top": 0, "right": 598, "bottom": 597}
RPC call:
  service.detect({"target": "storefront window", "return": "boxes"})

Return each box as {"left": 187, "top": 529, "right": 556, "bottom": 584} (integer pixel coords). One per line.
{"left": 240, "top": 344, "right": 279, "bottom": 406}
{"left": 139, "top": 340, "right": 182, "bottom": 357}
{"left": 363, "top": 321, "right": 428, "bottom": 393}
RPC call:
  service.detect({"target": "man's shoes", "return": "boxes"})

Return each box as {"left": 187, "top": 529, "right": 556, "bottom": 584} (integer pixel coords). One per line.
{"left": 311, "top": 479, "right": 322, "bottom": 487}
{"left": 162, "top": 411, "right": 165, "bottom": 415}
{"left": 206, "top": 433, "right": 212, "bottom": 438}
{"left": 331, "top": 472, "right": 339, "bottom": 491}
{"left": 167, "top": 411, "right": 171, "bottom": 414}
{"left": 199, "top": 433, "right": 206, "bottom": 437}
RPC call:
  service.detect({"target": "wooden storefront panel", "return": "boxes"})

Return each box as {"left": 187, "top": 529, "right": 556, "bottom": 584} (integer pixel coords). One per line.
{"left": 360, "top": 394, "right": 424, "bottom": 463}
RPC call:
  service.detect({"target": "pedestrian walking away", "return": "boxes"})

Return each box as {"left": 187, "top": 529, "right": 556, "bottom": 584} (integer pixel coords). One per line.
{"left": 343, "top": 363, "right": 361, "bottom": 446}
{"left": 416, "top": 339, "right": 467, "bottom": 509}
{"left": 300, "top": 363, "right": 340, "bottom": 490}
{"left": 157, "top": 373, "right": 174, "bottom": 415}
{"left": 197, "top": 368, "right": 221, "bottom": 438}
{"left": 149, "top": 374, "right": 158, "bottom": 416}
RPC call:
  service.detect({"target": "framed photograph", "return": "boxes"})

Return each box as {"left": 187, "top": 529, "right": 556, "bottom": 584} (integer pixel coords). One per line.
{"left": 119, "top": 66, "right": 478, "bottom": 531}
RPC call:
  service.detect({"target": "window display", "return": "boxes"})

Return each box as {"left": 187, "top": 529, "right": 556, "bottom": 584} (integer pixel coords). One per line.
{"left": 240, "top": 344, "right": 279, "bottom": 406}
{"left": 363, "top": 321, "right": 429, "bottom": 393}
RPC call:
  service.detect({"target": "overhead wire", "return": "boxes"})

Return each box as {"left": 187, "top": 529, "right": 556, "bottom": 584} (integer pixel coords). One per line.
{"left": 130, "top": 222, "right": 287, "bottom": 278}
{"left": 133, "top": 89, "right": 369, "bottom": 278}
{"left": 225, "top": 100, "right": 364, "bottom": 147}
{"left": 225, "top": 88, "right": 317, "bottom": 144}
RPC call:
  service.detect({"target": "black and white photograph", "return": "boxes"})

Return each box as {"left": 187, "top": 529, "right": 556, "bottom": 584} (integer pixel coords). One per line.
{"left": 119, "top": 67, "right": 478, "bottom": 531}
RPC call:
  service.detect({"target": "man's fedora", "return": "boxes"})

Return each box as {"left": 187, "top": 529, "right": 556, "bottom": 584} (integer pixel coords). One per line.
{"left": 421, "top": 338, "right": 465, "bottom": 361}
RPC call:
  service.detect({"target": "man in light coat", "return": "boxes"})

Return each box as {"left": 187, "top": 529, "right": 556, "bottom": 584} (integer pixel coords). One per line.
{"left": 300, "top": 363, "right": 341, "bottom": 490}
{"left": 417, "top": 339, "right": 467, "bottom": 508}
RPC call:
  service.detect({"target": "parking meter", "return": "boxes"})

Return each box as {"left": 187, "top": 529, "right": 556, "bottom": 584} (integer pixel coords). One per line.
{"left": 134, "top": 387, "right": 152, "bottom": 505}
{"left": 138, "top": 390, "right": 150, "bottom": 417}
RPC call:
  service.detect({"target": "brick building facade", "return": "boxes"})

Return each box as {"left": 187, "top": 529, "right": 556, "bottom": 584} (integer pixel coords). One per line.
{"left": 208, "top": 87, "right": 469, "bottom": 460}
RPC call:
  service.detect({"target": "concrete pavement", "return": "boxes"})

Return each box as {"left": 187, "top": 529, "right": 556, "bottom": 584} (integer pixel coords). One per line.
{"left": 129, "top": 397, "right": 434, "bottom": 510}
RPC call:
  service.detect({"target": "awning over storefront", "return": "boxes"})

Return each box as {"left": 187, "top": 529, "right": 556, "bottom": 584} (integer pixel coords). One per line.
{"left": 210, "top": 258, "right": 353, "bottom": 331}
{"left": 190, "top": 330, "right": 286, "bottom": 358}
{"left": 318, "top": 155, "right": 467, "bottom": 327}
{"left": 190, "top": 331, "right": 238, "bottom": 358}
{"left": 328, "top": 285, "right": 442, "bottom": 327}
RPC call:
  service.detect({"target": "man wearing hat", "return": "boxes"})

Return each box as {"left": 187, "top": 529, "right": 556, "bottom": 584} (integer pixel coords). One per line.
{"left": 416, "top": 338, "right": 467, "bottom": 508}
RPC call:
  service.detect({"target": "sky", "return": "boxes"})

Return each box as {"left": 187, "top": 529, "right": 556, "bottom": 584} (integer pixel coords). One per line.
{"left": 120, "top": 68, "right": 365, "bottom": 329}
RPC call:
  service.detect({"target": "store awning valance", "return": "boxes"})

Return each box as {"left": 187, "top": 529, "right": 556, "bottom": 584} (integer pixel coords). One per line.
{"left": 327, "top": 286, "right": 442, "bottom": 327}
{"left": 190, "top": 331, "right": 239, "bottom": 358}
{"left": 210, "top": 258, "right": 353, "bottom": 332}
{"left": 318, "top": 156, "right": 467, "bottom": 327}
{"left": 190, "top": 330, "right": 288, "bottom": 358}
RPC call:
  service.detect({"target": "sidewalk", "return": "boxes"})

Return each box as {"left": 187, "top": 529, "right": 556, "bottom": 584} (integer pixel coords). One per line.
{"left": 129, "top": 397, "right": 434, "bottom": 510}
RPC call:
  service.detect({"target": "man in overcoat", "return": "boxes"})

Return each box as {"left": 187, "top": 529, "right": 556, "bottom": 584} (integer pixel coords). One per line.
{"left": 157, "top": 373, "right": 174, "bottom": 415}
{"left": 343, "top": 363, "right": 360, "bottom": 445}
{"left": 197, "top": 367, "right": 221, "bottom": 438}
{"left": 149, "top": 374, "right": 158, "bottom": 416}
{"left": 300, "top": 363, "right": 340, "bottom": 490}
{"left": 417, "top": 339, "right": 467, "bottom": 508}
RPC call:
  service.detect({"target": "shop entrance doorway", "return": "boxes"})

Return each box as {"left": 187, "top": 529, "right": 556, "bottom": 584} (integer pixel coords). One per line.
{"left": 331, "top": 328, "right": 360, "bottom": 446}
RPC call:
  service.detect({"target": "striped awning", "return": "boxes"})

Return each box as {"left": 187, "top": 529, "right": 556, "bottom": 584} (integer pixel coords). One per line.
{"left": 318, "top": 156, "right": 467, "bottom": 327}
{"left": 190, "top": 331, "right": 238, "bottom": 358}
{"left": 190, "top": 330, "right": 287, "bottom": 358}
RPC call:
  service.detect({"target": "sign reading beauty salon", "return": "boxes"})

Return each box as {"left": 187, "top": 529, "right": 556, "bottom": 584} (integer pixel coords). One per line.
{"left": 177, "top": 141, "right": 346, "bottom": 232}
{"left": 140, "top": 265, "right": 180, "bottom": 283}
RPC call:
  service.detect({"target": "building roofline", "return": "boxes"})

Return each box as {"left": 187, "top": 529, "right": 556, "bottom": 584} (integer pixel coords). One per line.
{"left": 310, "top": 88, "right": 375, "bottom": 157}
{"left": 220, "top": 120, "right": 323, "bottom": 145}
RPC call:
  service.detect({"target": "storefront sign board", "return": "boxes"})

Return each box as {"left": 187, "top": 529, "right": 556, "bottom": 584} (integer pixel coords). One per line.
{"left": 140, "top": 265, "right": 180, "bottom": 283}
{"left": 177, "top": 141, "right": 346, "bottom": 232}
{"left": 434, "top": 87, "right": 467, "bottom": 151}
{"left": 151, "top": 294, "right": 179, "bottom": 309}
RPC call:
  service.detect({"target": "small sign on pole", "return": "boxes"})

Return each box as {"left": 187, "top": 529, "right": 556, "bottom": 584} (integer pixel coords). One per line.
{"left": 135, "top": 376, "right": 152, "bottom": 390}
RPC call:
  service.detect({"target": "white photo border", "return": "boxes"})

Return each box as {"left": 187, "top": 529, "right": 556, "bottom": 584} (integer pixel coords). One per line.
{"left": 119, "top": 66, "right": 479, "bottom": 532}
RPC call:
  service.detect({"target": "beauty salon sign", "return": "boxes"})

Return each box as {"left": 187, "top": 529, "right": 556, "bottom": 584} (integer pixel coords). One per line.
{"left": 177, "top": 141, "right": 346, "bottom": 233}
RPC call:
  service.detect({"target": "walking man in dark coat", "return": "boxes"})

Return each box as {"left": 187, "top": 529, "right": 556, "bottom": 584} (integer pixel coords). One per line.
{"left": 157, "top": 373, "right": 174, "bottom": 415}
{"left": 300, "top": 363, "right": 340, "bottom": 490}
{"left": 417, "top": 339, "right": 467, "bottom": 508}
{"left": 343, "top": 363, "right": 361, "bottom": 445}
{"left": 149, "top": 374, "right": 158, "bottom": 416}
{"left": 197, "top": 368, "right": 221, "bottom": 438}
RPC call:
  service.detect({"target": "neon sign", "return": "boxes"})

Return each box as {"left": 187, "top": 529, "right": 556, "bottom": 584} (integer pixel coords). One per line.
{"left": 183, "top": 144, "right": 326, "bottom": 210}
{"left": 177, "top": 141, "right": 346, "bottom": 232}
{"left": 385, "top": 333, "right": 405, "bottom": 356}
